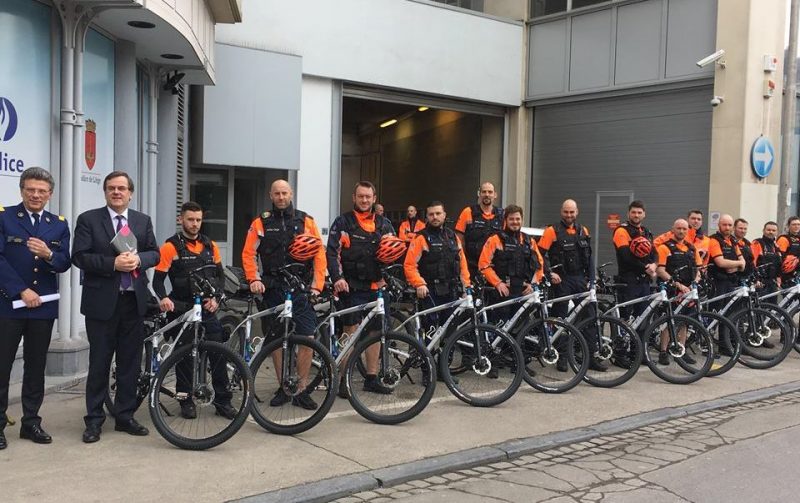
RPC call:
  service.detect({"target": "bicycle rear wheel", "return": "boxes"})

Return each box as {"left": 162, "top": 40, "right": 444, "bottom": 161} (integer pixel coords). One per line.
{"left": 249, "top": 335, "right": 336, "bottom": 435}
{"left": 733, "top": 307, "right": 794, "bottom": 369}
{"left": 642, "top": 314, "right": 713, "bottom": 384}
{"left": 695, "top": 311, "right": 741, "bottom": 377}
{"left": 575, "top": 315, "right": 641, "bottom": 388}
{"left": 440, "top": 324, "right": 523, "bottom": 405}
{"left": 149, "top": 341, "right": 252, "bottom": 450}
{"left": 346, "top": 331, "right": 436, "bottom": 424}
{"left": 516, "top": 318, "right": 589, "bottom": 393}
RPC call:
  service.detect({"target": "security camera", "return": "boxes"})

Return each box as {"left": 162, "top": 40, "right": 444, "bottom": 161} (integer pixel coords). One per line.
{"left": 710, "top": 96, "right": 724, "bottom": 107}
{"left": 696, "top": 50, "right": 726, "bottom": 68}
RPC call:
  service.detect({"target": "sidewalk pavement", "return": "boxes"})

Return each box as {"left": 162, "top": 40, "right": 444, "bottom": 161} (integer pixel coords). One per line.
{"left": 3, "top": 353, "right": 800, "bottom": 503}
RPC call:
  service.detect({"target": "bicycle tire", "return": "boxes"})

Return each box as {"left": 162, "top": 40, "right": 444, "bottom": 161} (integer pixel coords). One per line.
{"left": 440, "top": 323, "right": 523, "bottom": 405}
{"left": 346, "top": 331, "right": 436, "bottom": 424}
{"left": 149, "top": 341, "right": 252, "bottom": 450}
{"left": 105, "top": 344, "right": 152, "bottom": 418}
{"left": 641, "top": 314, "right": 713, "bottom": 384}
{"left": 515, "top": 317, "right": 589, "bottom": 393}
{"left": 791, "top": 305, "right": 800, "bottom": 354}
{"left": 249, "top": 335, "right": 337, "bottom": 435}
{"left": 732, "top": 307, "right": 794, "bottom": 369}
{"left": 693, "top": 310, "right": 741, "bottom": 377}
{"left": 574, "top": 315, "right": 642, "bottom": 388}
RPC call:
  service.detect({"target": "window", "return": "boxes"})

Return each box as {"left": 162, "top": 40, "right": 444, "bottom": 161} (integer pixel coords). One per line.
{"left": 531, "top": 0, "right": 611, "bottom": 18}
{"left": 531, "top": 0, "right": 567, "bottom": 17}
{"left": 572, "top": 0, "right": 609, "bottom": 9}
{"left": 190, "top": 168, "right": 229, "bottom": 242}
{"left": 431, "top": 0, "right": 485, "bottom": 13}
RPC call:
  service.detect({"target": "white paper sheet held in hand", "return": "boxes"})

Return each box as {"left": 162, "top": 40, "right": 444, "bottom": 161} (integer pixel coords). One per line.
{"left": 13, "top": 293, "right": 60, "bottom": 309}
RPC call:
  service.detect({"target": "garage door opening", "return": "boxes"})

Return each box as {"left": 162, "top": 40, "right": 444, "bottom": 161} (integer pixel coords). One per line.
{"left": 340, "top": 97, "right": 504, "bottom": 228}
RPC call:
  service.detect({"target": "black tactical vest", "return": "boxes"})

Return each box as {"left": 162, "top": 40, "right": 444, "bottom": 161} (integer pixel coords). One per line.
{"left": 754, "top": 237, "right": 781, "bottom": 280}
{"left": 165, "top": 233, "right": 216, "bottom": 301}
{"left": 257, "top": 207, "right": 310, "bottom": 283}
{"left": 709, "top": 233, "right": 739, "bottom": 282}
{"left": 492, "top": 231, "right": 539, "bottom": 294}
{"left": 549, "top": 222, "right": 591, "bottom": 277}
{"left": 339, "top": 211, "right": 388, "bottom": 288}
{"left": 463, "top": 205, "right": 503, "bottom": 264}
{"left": 418, "top": 226, "right": 461, "bottom": 296}
{"left": 616, "top": 222, "right": 654, "bottom": 277}
{"left": 664, "top": 240, "right": 695, "bottom": 285}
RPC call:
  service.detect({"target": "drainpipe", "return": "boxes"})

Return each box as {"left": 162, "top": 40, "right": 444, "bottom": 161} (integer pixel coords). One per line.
{"left": 147, "top": 66, "right": 159, "bottom": 230}
{"left": 55, "top": 1, "right": 77, "bottom": 342}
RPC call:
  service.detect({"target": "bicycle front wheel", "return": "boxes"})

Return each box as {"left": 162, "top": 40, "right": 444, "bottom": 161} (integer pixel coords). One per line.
{"left": 441, "top": 324, "right": 523, "bottom": 406}
{"left": 642, "top": 314, "right": 713, "bottom": 384}
{"left": 250, "top": 335, "right": 337, "bottom": 435}
{"left": 149, "top": 341, "right": 253, "bottom": 450}
{"left": 695, "top": 311, "right": 741, "bottom": 377}
{"left": 575, "top": 315, "right": 641, "bottom": 388}
{"left": 733, "top": 307, "right": 794, "bottom": 369}
{"left": 516, "top": 318, "right": 590, "bottom": 393}
{"left": 346, "top": 331, "right": 436, "bottom": 424}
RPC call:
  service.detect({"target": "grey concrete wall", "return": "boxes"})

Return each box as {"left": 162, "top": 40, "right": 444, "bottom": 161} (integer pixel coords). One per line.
{"left": 527, "top": 0, "right": 717, "bottom": 99}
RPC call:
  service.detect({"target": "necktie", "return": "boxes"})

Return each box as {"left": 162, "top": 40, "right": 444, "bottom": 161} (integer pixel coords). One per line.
{"left": 32, "top": 213, "right": 40, "bottom": 233}
{"left": 116, "top": 215, "right": 132, "bottom": 290}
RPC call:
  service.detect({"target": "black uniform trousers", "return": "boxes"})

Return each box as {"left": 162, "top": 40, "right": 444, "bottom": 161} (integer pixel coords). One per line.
{"left": 550, "top": 275, "right": 599, "bottom": 352}
{"left": 0, "top": 318, "right": 54, "bottom": 430}
{"left": 84, "top": 293, "right": 144, "bottom": 427}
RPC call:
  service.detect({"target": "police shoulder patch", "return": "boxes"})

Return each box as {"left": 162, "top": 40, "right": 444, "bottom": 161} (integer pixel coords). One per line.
{"left": 0, "top": 206, "right": 4, "bottom": 211}
{"left": 261, "top": 211, "right": 271, "bottom": 219}
{"left": 58, "top": 215, "right": 65, "bottom": 221}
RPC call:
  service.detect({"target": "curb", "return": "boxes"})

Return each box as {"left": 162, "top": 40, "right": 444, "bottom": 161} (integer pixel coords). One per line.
{"left": 232, "top": 380, "right": 800, "bottom": 503}
{"left": 8, "top": 373, "right": 87, "bottom": 406}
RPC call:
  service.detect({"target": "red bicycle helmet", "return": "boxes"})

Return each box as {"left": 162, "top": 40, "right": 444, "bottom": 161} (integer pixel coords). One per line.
{"left": 782, "top": 255, "right": 799, "bottom": 274}
{"left": 629, "top": 236, "right": 653, "bottom": 259}
{"left": 287, "top": 233, "right": 322, "bottom": 262}
{"left": 376, "top": 235, "right": 407, "bottom": 264}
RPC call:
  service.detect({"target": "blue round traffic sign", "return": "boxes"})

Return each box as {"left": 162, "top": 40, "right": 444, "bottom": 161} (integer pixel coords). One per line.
{"left": 750, "top": 136, "right": 775, "bottom": 178}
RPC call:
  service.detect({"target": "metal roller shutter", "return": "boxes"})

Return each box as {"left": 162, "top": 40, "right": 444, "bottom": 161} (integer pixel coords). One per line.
{"left": 530, "top": 86, "right": 713, "bottom": 272}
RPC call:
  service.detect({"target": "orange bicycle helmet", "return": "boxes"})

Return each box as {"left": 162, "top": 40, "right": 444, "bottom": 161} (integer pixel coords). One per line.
{"left": 629, "top": 236, "right": 653, "bottom": 259}
{"left": 376, "top": 235, "right": 407, "bottom": 264}
{"left": 782, "top": 255, "right": 799, "bottom": 274}
{"left": 288, "top": 233, "right": 322, "bottom": 262}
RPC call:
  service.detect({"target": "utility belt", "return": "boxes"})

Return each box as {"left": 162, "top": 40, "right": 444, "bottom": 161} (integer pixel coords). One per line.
{"left": 427, "top": 278, "right": 459, "bottom": 297}
{"left": 617, "top": 271, "right": 650, "bottom": 285}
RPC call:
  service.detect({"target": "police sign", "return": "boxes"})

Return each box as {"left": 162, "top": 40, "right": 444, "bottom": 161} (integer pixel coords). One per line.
{"left": 750, "top": 136, "right": 775, "bottom": 179}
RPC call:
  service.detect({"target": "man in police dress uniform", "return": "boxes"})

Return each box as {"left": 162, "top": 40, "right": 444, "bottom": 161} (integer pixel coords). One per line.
{"left": 0, "top": 167, "right": 71, "bottom": 449}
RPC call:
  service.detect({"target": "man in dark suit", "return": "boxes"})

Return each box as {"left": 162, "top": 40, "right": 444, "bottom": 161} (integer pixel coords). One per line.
{"left": 72, "top": 171, "right": 159, "bottom": 443}
{"left": 0, "top": 167, "right": 71, "bottom": 450}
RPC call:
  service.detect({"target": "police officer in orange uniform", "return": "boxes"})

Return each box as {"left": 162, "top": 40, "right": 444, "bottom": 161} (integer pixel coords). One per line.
{"left": 752, "top": 221, "right": 782, "bottom": 294}
{"left": 242, "top": 180, "right": 326, "bottom": 410}
{"left": 455, "top": 182, "right": 503, "bottom": 281}
{"left": 152, "top": 201, "right": 235, "bottom": 420}
{"left": 776, "top": 216, "right": 800, "bottom": 284}
{"left": 398, "top": 206, "right": 425, "bottom": 243}
{"left": 612, "top": 200, "right": 657, "bottom": 319}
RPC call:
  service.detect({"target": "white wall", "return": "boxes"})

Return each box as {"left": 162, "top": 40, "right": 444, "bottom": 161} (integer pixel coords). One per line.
{"left": 295, "top": 77, "right": 334, "bottom": 234}
{"left": 216, "top": 0, "right": 523, "bottom": 106}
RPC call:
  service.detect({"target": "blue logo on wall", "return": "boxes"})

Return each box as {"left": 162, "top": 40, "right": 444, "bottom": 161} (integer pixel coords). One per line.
{"left": 0, "top": 97, "right": 19, "bottom": 142}
{"left": 751, "top": 136, "right": 775, "bottom": 179}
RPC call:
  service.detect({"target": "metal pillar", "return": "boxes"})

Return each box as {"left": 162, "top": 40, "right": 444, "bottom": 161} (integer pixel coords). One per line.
{"left": 779, "top": 0, "right": 799, "bottom": 228}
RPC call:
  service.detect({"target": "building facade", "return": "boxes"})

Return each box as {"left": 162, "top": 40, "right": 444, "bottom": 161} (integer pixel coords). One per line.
{"left": 1, "top": 0, "right": 241, "bottom": 379}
